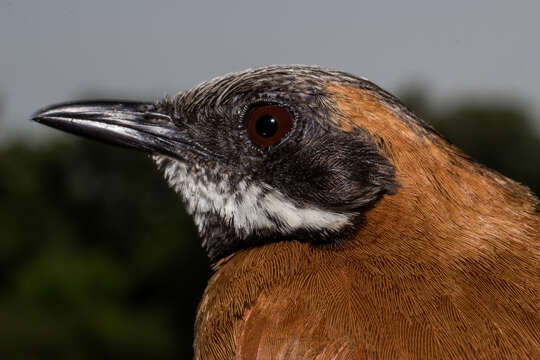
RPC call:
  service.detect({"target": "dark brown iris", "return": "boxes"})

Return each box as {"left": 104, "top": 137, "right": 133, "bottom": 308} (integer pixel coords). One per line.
{"left": 246, "top": 105, "right": 293, "bottom": 147}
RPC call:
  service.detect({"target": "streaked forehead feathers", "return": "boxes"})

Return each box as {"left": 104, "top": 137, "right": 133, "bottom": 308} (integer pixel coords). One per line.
{"left": 173, "top": 65, "right": 370, "bottom": 113}
{"left": 168, "top": 65, "right": 439, "bottom": 141}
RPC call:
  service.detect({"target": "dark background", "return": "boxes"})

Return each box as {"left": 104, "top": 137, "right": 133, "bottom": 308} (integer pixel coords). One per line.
{"left": 1, "top": 1, "right": 539, "bottom": 359}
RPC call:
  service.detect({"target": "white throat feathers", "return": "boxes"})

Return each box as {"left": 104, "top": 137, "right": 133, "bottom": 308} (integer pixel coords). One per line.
{"left": 153, "top": 155, "right": 353, "bottom": 240}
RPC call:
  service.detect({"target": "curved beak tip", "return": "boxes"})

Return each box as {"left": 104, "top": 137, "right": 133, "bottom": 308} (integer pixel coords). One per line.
{"left": 29, "top": 100, "right": 198, "bottom": 161}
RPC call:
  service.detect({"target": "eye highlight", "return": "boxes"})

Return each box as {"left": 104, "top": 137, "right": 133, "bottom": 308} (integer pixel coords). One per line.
{"left": 246, "top": 105, "right": 293, "bottom": 147}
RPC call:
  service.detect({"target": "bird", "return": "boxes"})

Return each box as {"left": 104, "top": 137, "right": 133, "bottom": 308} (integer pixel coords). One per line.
{"left": 32, "top": 65, "right": 539, "bottom": 359}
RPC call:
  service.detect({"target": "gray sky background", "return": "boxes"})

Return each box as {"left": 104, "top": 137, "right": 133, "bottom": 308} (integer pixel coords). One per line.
{"left": 1, "top": 0, "right": 539, "bottom": 141}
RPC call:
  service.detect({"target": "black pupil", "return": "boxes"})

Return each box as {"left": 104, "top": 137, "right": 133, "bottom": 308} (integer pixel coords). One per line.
{"left": 255, "top": 114, "right": 278, "bottom": 138}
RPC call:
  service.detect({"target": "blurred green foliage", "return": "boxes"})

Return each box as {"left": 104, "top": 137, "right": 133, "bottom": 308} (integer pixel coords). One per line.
{"left": 0, "top": 92, "right": 538, "bottom": 358}
{"left": 0, "top": 140, "right": 208, "bottom": 359}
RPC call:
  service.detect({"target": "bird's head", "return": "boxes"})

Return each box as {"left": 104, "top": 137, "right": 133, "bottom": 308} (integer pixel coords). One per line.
{"left": 33, "top": 65, "right": 447, "bottom": 262}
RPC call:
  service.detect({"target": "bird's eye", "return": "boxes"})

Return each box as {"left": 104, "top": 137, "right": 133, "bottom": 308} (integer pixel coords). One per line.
{"left": 246, "top": 105, "right": 293, "bottom": 147}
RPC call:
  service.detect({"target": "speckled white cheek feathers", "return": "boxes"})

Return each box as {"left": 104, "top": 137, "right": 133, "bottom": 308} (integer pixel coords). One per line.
{"left": 153, "top": 155, "right": 353, "bottom": 239}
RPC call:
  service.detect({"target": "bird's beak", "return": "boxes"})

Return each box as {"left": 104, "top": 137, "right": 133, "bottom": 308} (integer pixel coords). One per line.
{"left": 32, "top": 101, "right": 204, "bottom": 160}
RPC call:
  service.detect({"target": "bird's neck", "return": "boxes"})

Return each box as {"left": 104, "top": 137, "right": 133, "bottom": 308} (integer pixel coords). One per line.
{"left": 364, "top": 134, "right": 538, "bottom": 262}
{"left": 194, "top": 163, "right": 538, "bottom": 358}
{"left": 327, "top": 82, "right": 537, "bottom": 259}
{"left": 194, "top": 141, "right": 538, "bottom": 356}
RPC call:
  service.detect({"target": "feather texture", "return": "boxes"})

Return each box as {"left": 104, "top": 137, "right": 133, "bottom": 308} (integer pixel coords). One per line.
{"left": 194, "top": 84, "right": 539, "bottom": 359}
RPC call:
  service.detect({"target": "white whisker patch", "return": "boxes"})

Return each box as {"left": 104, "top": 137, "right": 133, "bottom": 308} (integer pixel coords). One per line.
{"left": 153, "top": 156, "right": 352, "bottom": 238}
